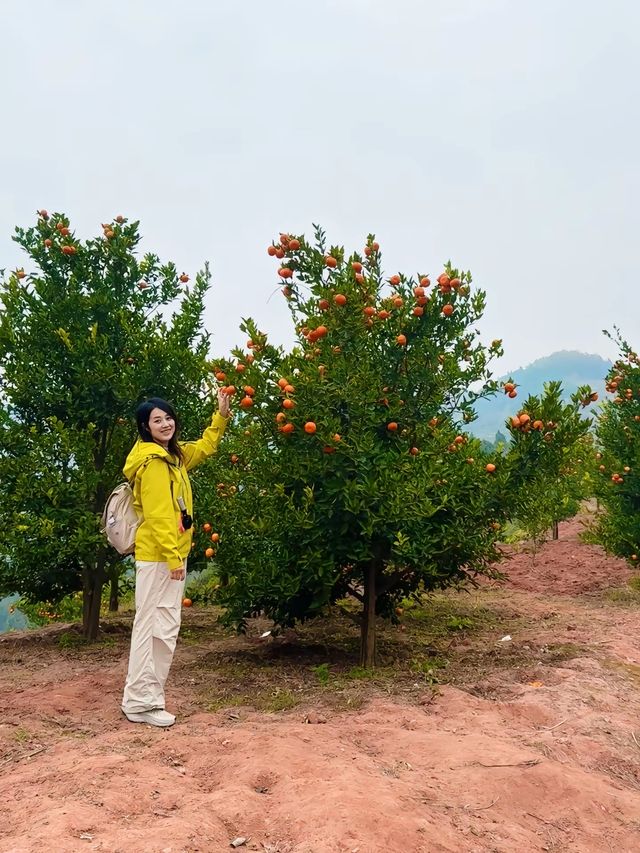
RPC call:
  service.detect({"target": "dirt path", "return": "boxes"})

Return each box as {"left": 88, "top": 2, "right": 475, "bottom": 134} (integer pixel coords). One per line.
{"left": 2, "top": 518, "right": 640, "bottom": 852}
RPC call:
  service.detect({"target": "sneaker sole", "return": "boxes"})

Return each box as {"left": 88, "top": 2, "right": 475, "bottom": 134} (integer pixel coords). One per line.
{"left": 123, "top": 712, "right": 175, "bottom": 727}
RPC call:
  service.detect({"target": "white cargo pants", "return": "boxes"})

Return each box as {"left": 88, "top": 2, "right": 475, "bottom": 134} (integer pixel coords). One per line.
{"left": 121, "top": 560, "right": 186, "bottom": 714}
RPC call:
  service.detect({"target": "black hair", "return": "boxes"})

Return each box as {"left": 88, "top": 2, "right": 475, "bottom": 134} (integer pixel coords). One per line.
{"left": 135, "top": 397, "right": 184, "bottom": 462}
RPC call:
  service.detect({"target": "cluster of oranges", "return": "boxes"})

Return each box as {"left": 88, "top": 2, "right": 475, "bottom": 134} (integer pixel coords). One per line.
{"left": 510, "top": 412, "right": 545, "bottom": 432}
{"left": 580, "top": 391, "right": 599, "bottom": 407}
{"left": 436, "top": 273, "right": 464, "bottom": 295}
{"left": 596, "top": 460, "right": 631, "bottom": 484}
{"left": 503, "top": 381, "right": 518, "bottom": 399}
{"left": 274, "top": 377, "right": 297, "bottom": 435}
{"left": 244, "top": 340, "right": 259, "bottom": 363}
{"left": 214, "top": 482, "right": 237, "bottom": 499}
{"left": 39, "top": 212, "right": 135, "bottom": 258}
{"left": 212, "top": 365, "right": 255, "bottom": 410}
{"left": 101, "top": 221, "right": 117, "bottom": 240}
{"left": 38, "top": 212, "right": 78, "bottom": 255}
{"left": 377, "top": 276, "right": 430, "bottom": 336}
{"left": 35, "top": 212, "right": 205, "bottom": 294}
{"left": 447, "top": 434, "right": 468, "bottom": 452}
{"left": 36, "top": 608, "right": 61, "bottom": 620}
{"left": 272, "top": 375, "right": 343, "bottom": 453}
{"left": 606, "top": 358, "right": 639, "bottom": 404}
{"left": 610, "top": 386, "right": 635, "bottom": 404}
{"left": 350, "top": 260, "right": 366, "bottom": 285}
{"left": 435, "top": 273, "right": 464, "bottom": 317}
{"left": 267, "top": 233, "right": 301, "bottom": 260}
{"left": 202, "top": 522, "right": 220, "bottom": 558}
{"left": 268, "top": 233, "right": 301, "bottom": 296}
{"left": 359, "top": 272, "right": 457, "bottom": 330}
{"left": 302, "top": 323, "right": 329, "bottom": 344}
{"left": 274, "top": 377, "right": 318, "bottom": 439}
{"left": 510, "top": 413, "right": 559, "bottom": 443}
{"left": 269, "top": 233, "right": 462, "bottom": 336}
{"left": 596, "top": 430, "right": 638, "bottom": 482}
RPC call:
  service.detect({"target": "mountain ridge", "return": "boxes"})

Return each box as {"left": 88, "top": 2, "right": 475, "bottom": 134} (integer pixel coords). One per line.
{"left": 471, "top": 350, "right": 612, "bottom": 441}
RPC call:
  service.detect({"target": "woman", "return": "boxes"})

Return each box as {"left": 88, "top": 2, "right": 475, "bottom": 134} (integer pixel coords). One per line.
{"left": 121, "top": 391, "right": 230, "bottom": 727}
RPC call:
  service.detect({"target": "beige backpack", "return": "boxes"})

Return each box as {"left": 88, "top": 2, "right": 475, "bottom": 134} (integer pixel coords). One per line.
{"left": 101, "top": 456, "right": 175, "bottom": 555}
{"left": 101, "top": 482, "right": 140, "bottom": 555}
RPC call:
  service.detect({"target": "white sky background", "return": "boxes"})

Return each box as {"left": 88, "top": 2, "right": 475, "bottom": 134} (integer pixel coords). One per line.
{"left": 1, "top": 0, "right": 638, "bottom": 374}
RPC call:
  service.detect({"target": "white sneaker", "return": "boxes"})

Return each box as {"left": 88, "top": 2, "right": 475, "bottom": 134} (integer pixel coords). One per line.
{"left": 124, "top": 709, "right": 176, "bottom": 727}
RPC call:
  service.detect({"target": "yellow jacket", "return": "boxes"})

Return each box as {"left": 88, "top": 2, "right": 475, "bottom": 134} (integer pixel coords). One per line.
{"left": 123, "top": 412, "right": 228, "bottom": 569}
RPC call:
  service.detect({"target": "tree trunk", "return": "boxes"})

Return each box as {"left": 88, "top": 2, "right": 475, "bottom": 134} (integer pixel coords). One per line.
{"left": 82, "top": 548, "right": 107, "bottom": 640}
{"left": 359, "top": 557, "right": 378, "bottom": 668}
{"left": 551, "top": 520, "right": 559, "bottom": 540}
{"left": 84, "top": 476, "right": 110, "bottom": 638}
{"left": 109, "top": 573, "right": 119, "bottom": 612}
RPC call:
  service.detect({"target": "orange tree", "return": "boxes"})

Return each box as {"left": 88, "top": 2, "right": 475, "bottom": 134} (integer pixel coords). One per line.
{"left": 505, "top": 391, "right": 595, "bottom": 546}
{"left": 0, "top": 211, "right": 212, "bottom": 638}
{"left": 192, "top": 227, "right": 595, "bottom": 666}
{"left": 589, "top": 334, "right": 640, "bottom": 566}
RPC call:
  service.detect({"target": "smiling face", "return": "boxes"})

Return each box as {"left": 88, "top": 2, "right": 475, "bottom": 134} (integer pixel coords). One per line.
{"left": 147, "top": 407, "right": 176, "bottom": 448}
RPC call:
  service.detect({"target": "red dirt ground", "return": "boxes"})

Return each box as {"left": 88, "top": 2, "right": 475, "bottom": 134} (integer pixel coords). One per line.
{"left": 2, "top": 518, "right": 640, "bottom": 852}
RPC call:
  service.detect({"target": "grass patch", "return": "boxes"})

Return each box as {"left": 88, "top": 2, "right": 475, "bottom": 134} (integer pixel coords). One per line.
{"left": 58, "top": 631, "right": 87, "bottom": 650}
{"left": 602, "top": 659, "right": 640, "bottom": 686}
{"left": 55, "top": 630, "right": 117, "bottom": 650}
{"left": 311, "top": 663, "right": 331, "bottom": 684}
{"left": 261, "top": 690, "right": 299, "bottom": 712}
{"left": 179, "top": 628, "right": 205, "bottom": 645}
{"left": 544, "top": 642, "right": 584, "bottom": 662}
{"left": 204, "top": 693, "right": 256, "bottom": 713}
{"left": 181, "top": 589, "right": 528, "bottom": 713}
{"left": 204, "top": 688, "right": 301, "bottom": 713}
{"left": 410, "top": 656, "right": 448, "bottom": 683}
{"left": 446, "top": 615, "right": 474, "bottom": 632}
{"left": 403, "top": 593, "right": 501, "bottom": 638}
{"left": 344, "top": 666, "right": 377, "bottom": 681}
{"left": 13, "top": 726, "right": 33, "bottom": 743}
{"left": 605, "top": 577, "right": 640, "bottom": 606}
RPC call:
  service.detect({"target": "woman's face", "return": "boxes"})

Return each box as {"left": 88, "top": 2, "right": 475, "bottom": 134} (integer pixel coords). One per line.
{"left": 147, "top": 407, "right": 176, "bottom": 446}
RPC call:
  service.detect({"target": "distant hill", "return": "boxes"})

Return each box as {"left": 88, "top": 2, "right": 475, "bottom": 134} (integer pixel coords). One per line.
{"left": 470, "top": 351, "right": 612, "bottom": 442}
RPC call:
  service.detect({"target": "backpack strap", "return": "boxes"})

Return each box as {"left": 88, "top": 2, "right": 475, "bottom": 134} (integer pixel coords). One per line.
{"left": 130, "top": 454, "right": 178, "bottom": 500}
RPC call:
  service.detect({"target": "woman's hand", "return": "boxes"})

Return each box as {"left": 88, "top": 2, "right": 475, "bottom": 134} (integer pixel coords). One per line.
{"left": 169, "top": 565, "right": 186, "bottom": 581}
{"left": 217, "top": 388, "right": 231, "bottom": 419}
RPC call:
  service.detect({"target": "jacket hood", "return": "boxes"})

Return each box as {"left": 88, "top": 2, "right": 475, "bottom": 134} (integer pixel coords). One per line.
{"left": 123, "top": 440, "right": 174, "bottom": 481}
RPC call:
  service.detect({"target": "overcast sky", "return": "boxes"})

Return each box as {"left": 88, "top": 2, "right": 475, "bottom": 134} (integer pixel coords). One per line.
{"left": 2, "top": 0, "right": 638, "bottom": 374}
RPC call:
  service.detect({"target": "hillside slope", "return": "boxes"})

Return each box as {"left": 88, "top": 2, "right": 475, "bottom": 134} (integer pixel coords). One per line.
{"left": 472, "top": 350, "right": 611, "bottom": 441}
